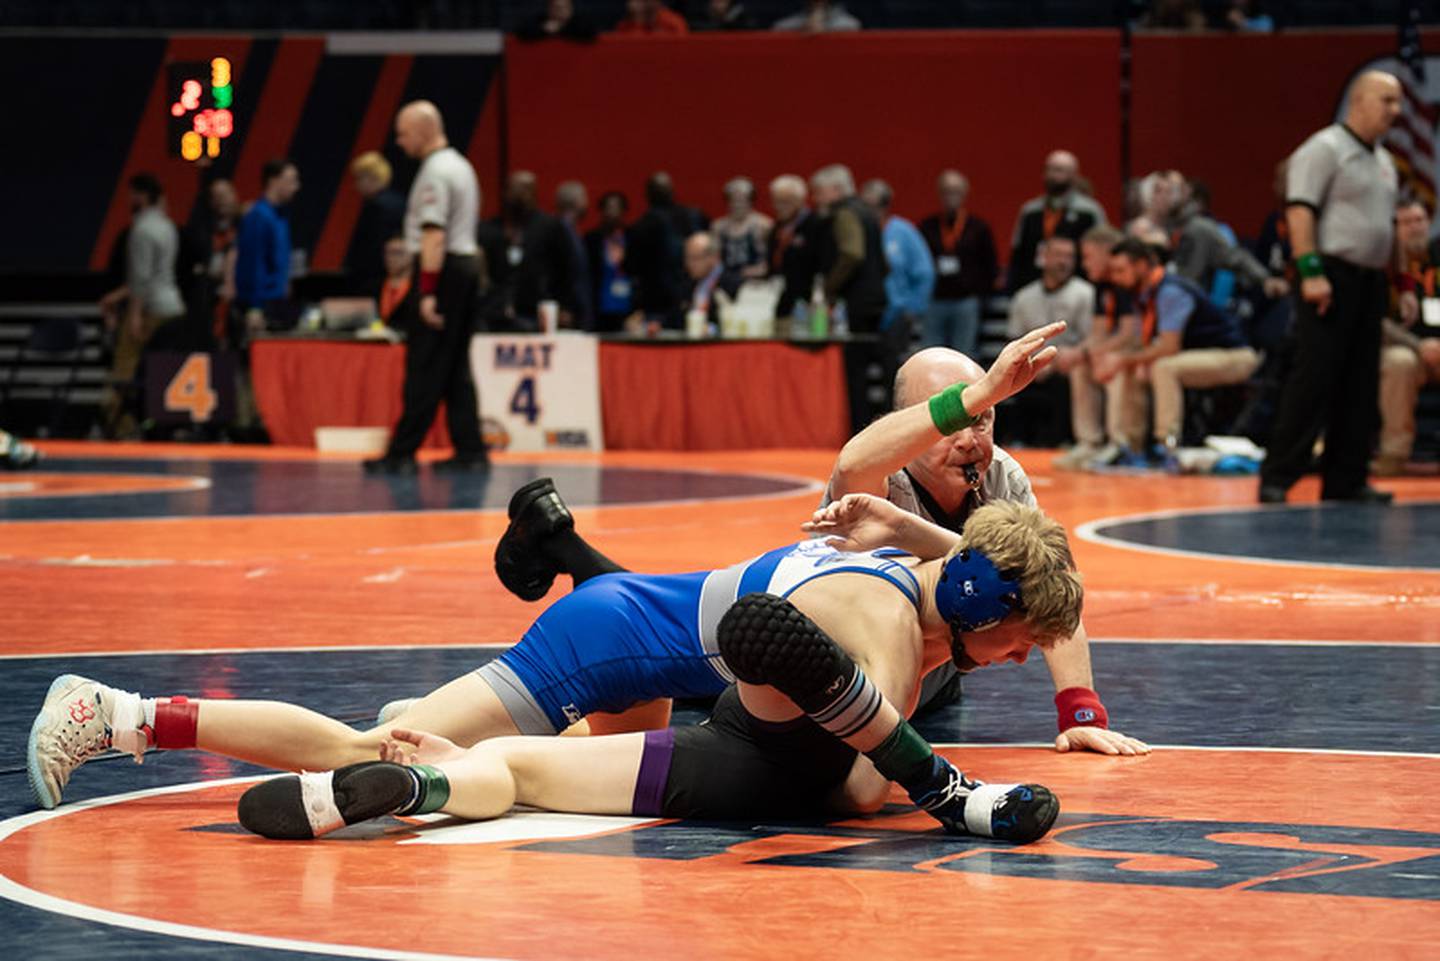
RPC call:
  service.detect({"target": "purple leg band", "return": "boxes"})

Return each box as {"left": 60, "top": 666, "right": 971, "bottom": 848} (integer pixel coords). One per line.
{"left": 630, "top": 728, "right": 676, "bottom": 817}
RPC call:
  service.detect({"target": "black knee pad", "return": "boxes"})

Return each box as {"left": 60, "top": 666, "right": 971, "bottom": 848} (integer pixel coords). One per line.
{"left": 717, "top": 593, "right": 857, "bottom": 715}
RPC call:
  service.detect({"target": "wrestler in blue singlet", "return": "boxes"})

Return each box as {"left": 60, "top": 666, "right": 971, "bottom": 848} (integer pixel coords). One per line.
{"left": 481, "top": 541, "right": 920, "bottom": 734}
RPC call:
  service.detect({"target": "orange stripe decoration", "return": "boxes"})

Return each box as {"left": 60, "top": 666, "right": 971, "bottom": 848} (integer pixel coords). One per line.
{"left": 309, "top": 54, "right": 414, "bottom": 271}
{"left": 228, "top": 37, "right": 325, "bottom": 196}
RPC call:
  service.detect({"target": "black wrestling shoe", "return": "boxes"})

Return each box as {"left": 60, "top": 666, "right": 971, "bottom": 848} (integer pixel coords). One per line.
{"left": 362, "top": 456, "right": 418, "bottom": 476}
{"left": 916, "top": 769, "right": 1060, "bottom": 845}
{"left": 433, "top": 454, "right": 490, "bottom": 474}
{"left": 238, "top": 762, "right": 418, "bottom": 840}
{"left": 1324, "top": 485, "right": 1394, "bottom": 505}
{"left": 494, "top": 477, "right": 575, "bottom": 602}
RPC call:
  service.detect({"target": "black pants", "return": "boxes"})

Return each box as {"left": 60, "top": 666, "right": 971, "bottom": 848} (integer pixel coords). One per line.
{"left": 386, "top": 254, "right": 485, "bottom": 459}
{"left": 1260, "top": 257, "right": 1386, "bottom": 497}
{"left": 841, "top": 310, "right": 889, "bottom": 432}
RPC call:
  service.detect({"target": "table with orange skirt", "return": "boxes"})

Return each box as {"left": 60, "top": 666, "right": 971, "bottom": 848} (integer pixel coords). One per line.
{"left": 250, "top": 336, "right": 852, "bottom": 451}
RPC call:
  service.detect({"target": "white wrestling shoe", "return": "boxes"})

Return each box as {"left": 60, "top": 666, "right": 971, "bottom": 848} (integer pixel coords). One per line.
{"left": 375, "top": 697, "right": 419, "bottom": 727}
{"left": 27, "top": 674, "right": 148, "bottom": 809}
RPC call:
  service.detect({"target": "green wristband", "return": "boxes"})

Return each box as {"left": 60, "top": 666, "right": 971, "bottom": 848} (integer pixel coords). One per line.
{"left": 1295, "top": 252, "right": 1325, "bottom": 280}
{"left": 928, "top": 382, "right": 976, "bottom": 434}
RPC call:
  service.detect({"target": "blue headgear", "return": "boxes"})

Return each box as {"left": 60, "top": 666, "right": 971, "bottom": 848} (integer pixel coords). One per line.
{"left": 935, "top": 548, "right": 1023, "bottom": 634}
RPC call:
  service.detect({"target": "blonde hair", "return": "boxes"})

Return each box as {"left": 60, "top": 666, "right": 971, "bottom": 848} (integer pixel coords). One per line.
{"left": 949, "top": 501, "right": 1082, "bottom": 646}
{"left": 350, "top": 151, "right": 392, "bottom": 187}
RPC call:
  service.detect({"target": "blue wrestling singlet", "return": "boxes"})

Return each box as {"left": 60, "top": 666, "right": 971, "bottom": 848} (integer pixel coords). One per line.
{"left": 482, "top": 540, "right": 922, "bottom": 734}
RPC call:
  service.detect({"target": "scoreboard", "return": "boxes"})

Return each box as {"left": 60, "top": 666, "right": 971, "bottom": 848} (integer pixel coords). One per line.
{"left": 167, "top": 58, "right": 236, "bottom": 162}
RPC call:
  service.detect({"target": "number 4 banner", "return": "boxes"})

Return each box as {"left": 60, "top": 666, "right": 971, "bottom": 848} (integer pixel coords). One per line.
{"left": 468, "top": 333, "right": 603, "bottom": 452}
{"left": 145, "top": 351, "right": 237, "bottom": 426}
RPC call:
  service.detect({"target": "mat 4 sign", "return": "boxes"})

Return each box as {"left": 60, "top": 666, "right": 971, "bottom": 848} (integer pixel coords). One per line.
{"left": 470, "top": 333, "right": 602, "bottom": 452}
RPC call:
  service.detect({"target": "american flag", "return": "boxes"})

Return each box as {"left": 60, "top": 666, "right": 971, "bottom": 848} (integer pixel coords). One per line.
{"left": 1387, "top": 2, "right": 1439, "bottom": 211}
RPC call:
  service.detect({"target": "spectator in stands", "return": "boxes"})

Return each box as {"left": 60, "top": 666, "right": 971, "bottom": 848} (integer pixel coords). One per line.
{"left": 1223, "top": 0, "right": 1275, "bottom": 32}
{"left": 1376, "top": 199, "right": 1440, "bottom": 476}
{"left": 615, "top": 0, "right": 689, "bottom": 35}
{"left": 812, "top": 164, "right": 887, "bottom": 330}
{"left": 691, "top": 0, "right": 755, "bottom": 30}
{"left": 1163, "top": 173, "right": 1289, "bottom": 303}
{"left": 235, "top": 158, "right": 301, "bottom": 331}
{"left": 97, "top": 172, "right": 186, "bottom": 440}
{"left": 1126, "top": 169, "right": 1180, "bottom": 239}
{"left": 773, "top": 0, "right": 860, "bottom": 30}
{"left": 1008, "top": 150, "right": 1108, "bottom": 293}
{"left": 345, "top": 152, "right": 405, "bottom": 296}
{"left": 1254, "top": 162, "right": 1293, "bottom": 279}
{"left": 625, "top": 171, "right": 707, "bottom": 329}
{"left": 766, "top": 173, "right": 822, "bottom": 326}
{"left": 1226, "top": 163, "right": 1297, "bottom": 445}
{"left": 918, "top": 169, "right": 998, "bottom": 356}
{"left": 712, "top": 177, "right": 772, "bottom": 279}
{"left": 1073, "top": 224, "right": 1143, "bottom": 466}
{"left": 477, "top": 170, "right": 577, "bottom": 330}
{"left": 681, "top": 232, "right": 742, "bottom": 334}
{"left": 516, "top": 0, "right": 598, "bottom": 40}
{"left": 1102, "top": 237, "right": 1260, "bottom": 468}
{"left": 555, "top": 180, "right": 592, "bottom": 329}
{"left": 861, "top": 177, "right": 933, "bottom": 347}
{"left": 180, "top": 177, "right": 238, "bottom": 349}
{"left": 377, "top": 235, "right": 418, "bottom": 333}
{"left": 585, "top": 191, "right": 634, "bottom": 333}
{"left": 1008, "top": 236, "right": 1099, "bottom": 459}
{"left": 1142, "top": 0, "right": 1207, "bottom": 30}
{"left": 813, "top": 163, "right": 889, "bottom": 429}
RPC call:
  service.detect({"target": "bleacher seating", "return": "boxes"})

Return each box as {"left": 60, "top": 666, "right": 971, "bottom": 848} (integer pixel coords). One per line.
{"left": 0, "top": 305, "right": 107, "bottom": 438}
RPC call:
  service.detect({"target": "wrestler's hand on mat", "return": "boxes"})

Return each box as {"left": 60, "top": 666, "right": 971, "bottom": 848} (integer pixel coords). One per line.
{"left": 970, "top": 320, "right": 1065, "bottom": 409}
{"left": 381, "top": 728, "right": 467, "bottom": 766}
{"left": 802, "top": 493, "right": 910, "bottom": 552}
{"left": 1054, "top": 726, "right": 1151, "bottom": 756}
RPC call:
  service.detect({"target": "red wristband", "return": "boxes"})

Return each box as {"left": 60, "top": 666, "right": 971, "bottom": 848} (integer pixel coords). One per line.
{"left": 1055, "top": 687, "right": 1108, "bottom": 732}
{"left": 152, "top": 696, "right": 199, "bottom": 750}
{"left": 419, "top": 269, "right": 440, "bottom": 296}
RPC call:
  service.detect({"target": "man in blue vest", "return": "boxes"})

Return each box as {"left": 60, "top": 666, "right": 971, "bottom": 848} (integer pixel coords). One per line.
{"left": 1103, "top": 237, "right": 1260, "bottom": 468}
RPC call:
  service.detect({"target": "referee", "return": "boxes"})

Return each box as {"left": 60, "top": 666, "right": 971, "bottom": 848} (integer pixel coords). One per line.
{"left": 365, "top": 100, "right": 488, "bottom": 474}
{"left": 1260, "top": 71, "right": 1402, "bottom": 504}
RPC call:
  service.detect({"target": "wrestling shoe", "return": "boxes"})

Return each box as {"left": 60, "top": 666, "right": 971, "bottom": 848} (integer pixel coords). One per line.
{"left": 27, "top": 674, "right": 147, "bottom": 809}
{"left": 238, "top": 761, "right": 449, "bottom": 840}
{"left": 375, "top": 697, "right": 419, "bottom": 727}
{"left": 493, "top": 477, "right": 574, "bottom": 602}
{"left": 913, "top": 761, "right": 1059, "bottom": 844}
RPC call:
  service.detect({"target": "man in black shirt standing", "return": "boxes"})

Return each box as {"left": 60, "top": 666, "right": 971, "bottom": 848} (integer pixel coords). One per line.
{"left": 766, "top": 174, "right": 822, "bottom": 326}
{"left": 918, "top": 169, "right": 997, "bottom": 355}
{"left": 477, "top": 171, "right": 577, "bottom": 331}
{"left": 811, "top": 163, "right": 889, "bottom": 430}
{"left": 624, "top": 171, "right": 708, "bottom": 330}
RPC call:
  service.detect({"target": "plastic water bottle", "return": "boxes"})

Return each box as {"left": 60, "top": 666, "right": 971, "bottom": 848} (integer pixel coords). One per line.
{"left": 831, "top": 299, "right": 850, "bottom": 338}
{"left": 808, "top": 276, "right": 828, "bottom": 338}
